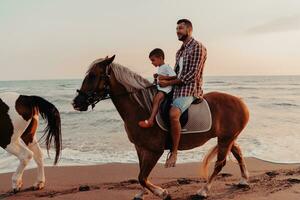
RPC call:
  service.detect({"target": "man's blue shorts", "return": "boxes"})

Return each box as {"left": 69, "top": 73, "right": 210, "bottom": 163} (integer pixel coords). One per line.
{"left": 171, "top": 96, "right": 196, "bottom": 113}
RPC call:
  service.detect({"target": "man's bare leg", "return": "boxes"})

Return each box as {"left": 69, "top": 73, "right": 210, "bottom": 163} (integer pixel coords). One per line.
{"left": 165, "top": 106, "right": 181, "bottom": 168}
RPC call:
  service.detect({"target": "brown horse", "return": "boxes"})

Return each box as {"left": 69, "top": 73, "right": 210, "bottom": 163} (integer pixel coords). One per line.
{"left": 73, "top": 56, "right": 250, "bottom": 199}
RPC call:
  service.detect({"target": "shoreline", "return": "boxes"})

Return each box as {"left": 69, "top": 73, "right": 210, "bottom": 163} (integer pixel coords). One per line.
{"left": 0, "top": 157, "right": 299, "bottom": 199}
{"left": 0, "top": 155, "right": 300, "bottom": 176}
{"left": 1, "top": 156, "right": 299, "bottom": 175}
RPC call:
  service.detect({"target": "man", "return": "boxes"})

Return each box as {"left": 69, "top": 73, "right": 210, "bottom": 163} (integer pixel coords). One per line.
{"left": 158, "top": 19, "right": 207, "bottom": 168}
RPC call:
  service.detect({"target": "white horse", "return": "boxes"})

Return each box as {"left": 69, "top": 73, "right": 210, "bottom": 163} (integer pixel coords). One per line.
{"left": 0, "top": 92, "right": 62, "bottom": 193}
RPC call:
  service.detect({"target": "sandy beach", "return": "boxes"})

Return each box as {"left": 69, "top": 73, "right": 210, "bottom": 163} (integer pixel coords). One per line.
{"left": 1, "top": 1, "right": 300, "bottom": 200}
{"left": 0, "top": 157, "right": 299, "bottom": 200}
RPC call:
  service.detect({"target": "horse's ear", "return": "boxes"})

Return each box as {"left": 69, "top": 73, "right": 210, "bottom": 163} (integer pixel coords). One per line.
{"left": 108, "top": 55, "right": 115, "bottom": 63}
{"left": 102, "top": 55, "right": 115, "bottom": 66}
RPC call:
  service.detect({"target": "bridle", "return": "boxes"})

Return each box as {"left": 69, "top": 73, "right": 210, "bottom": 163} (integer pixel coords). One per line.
{"left": 76, "top": 64, "right": 156, "bottom": 109}
{"left": 76, "top": 64, "right": 112, "bottom": 109}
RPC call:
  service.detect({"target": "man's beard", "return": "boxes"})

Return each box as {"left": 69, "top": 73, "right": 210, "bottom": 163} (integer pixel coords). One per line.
{"left": 178, "top": 33, "right": 188, "bottom": 41}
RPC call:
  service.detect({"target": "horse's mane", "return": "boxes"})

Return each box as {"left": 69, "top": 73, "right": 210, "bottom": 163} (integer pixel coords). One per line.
{"left": 111, "top": 63, "right": 156, "bottom": 114}
{"left": 86, "top": 58, "right": 105, "bottom": 74}
{"left": 87, "top": 59, "right": 156, "bottom": 114}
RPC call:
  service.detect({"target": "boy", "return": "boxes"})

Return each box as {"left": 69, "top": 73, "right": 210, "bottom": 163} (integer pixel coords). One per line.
{"left": 138, "top": 48, "right": 176, "bottom": 128}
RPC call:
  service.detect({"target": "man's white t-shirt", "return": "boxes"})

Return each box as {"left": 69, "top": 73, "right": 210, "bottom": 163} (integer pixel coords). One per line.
{"left": 177, "top": 57, "right": 184, "bottom": 78}
{"left": 157, "top": 64, "right": 176, "bottom": 94}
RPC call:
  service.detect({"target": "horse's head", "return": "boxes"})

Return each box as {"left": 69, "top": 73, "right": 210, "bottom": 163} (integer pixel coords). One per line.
{"left": 72, "top": 55, "right": 115, "bottom": 111}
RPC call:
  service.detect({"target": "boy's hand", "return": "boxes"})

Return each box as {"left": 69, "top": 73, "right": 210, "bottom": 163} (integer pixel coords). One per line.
{"left": 159, "top": 80, "right": 169, "bottom": 87}
{"left": 153, "top": 73, "right": 158, "bottom": 78}
{"left": 158, "top": 75, "right": 177, "bottom": 81}
{"left": 158, "top": 75, "right": 167, "bottom": 81}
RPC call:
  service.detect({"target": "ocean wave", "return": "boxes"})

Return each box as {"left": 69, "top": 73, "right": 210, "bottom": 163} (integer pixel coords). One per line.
{"left": 287, "top": 82, "right": 300, "bottom": 86}
{"left": 231, "top": 86, "right": 299, "bottom": 91}
{"left": 60, "top": 110, "right": 88, "bottom": 115}
{"left": 247, "top": 96, "right": 260, "bottom": 99}
{"left": 57, "top": 84, "right": 76, "bottom": 88}
{"left": 273, "top": 103, "right": 298, "bottom": 107}
{"left": 89, "top": 118, "right": 122, "bottom": 126}
{"left": 60, "top": 109, "right": 117, "bottom": 116}
{"left": 206, "top": 81, "right": 227, "bottom": 84}
{"left": 232, "top": 86, "right": 257, "bottom": 90}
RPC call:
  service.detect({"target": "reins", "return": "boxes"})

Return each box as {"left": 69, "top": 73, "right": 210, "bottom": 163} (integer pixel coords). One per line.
{"left": 77, "top": 63, "right": 157, "bottom": 109}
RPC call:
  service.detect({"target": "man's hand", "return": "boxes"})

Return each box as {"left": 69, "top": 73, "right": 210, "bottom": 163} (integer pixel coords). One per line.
{"left": 159, "top": 78, "right": 183, "bottom": 87}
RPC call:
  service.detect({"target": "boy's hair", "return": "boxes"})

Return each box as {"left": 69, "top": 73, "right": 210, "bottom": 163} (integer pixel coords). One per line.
{"left": 177, "top": 19, "right": 193, "bottom": 30}
{"left": 149, "top": 48, "right": 164, "bottom": 60}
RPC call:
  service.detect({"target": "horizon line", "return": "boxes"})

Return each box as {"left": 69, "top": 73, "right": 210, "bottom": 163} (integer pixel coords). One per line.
{"left": 0, "top": 74, "right": 300, "bottom": 82}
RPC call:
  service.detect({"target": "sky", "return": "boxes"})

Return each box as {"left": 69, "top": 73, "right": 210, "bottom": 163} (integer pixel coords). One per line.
{"left": 0, "top": 0, "right": 300, "bottom": 81}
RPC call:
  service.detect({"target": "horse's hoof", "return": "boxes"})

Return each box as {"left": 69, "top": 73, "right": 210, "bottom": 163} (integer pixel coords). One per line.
{"left": 12, "top": 180, "right": 23, "bottom": 194}
{"left": 31, "top": 185, "right": 44, "bottom": 191}
{"left": 12, "top": 188, "right": 20, "bottom": 194}
{"left": 189, "top": 194, "right": 207, "bottom": 200}
{"left": 12, "top": 185, "right": 22, "bottom": 194}
{"left": 32, "top": 181, "right": 45, "bottom": 191}
{"left": 133, "top": 197, "right": 143, "bottom": 200}
{"left": 238, "top": 179, "right": 250, "bottom": 187}
{"left": 236, "top": 183, "right": 250, "bottom": 189}
{"left": 195, "top": 188, "right": 208, "bottom": 199}
{"left": 163, "top": 194, "right": 172, "bottom": 200}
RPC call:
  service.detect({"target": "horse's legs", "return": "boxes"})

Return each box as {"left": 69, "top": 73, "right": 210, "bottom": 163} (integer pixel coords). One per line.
{"left": 28, "top": 138, "right": 45, "bottom": 190}
{"left": 134, "top": 187, "right": 148, "bottom": 200}
{"left": 197, "top": 139, "right": 233, "bottom": 198}
{"left": 6, "top": 141, "right": 33, "bottom": 192}
{"left": 135, "top": 147, "right": 169, "bottom": 200}
{"left": 134, "top": 146, "right": 147, "bottom": 200}
{"left": 231, "top": 142, "right": 249, "bottom": 186}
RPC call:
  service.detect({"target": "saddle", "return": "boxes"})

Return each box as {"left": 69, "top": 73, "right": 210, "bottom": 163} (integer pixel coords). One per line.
{"left": 156, "top": 93, "right": 212, "bottom": 134}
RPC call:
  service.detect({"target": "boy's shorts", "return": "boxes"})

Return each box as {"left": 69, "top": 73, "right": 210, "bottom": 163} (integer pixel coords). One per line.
{"left": 157, "top": 88, "right": 171, "bottom": 95}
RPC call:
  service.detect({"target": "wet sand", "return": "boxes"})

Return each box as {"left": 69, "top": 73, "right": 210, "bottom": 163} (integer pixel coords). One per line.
{"left": 0, "top": 157, "right": 299, "bottom": 200}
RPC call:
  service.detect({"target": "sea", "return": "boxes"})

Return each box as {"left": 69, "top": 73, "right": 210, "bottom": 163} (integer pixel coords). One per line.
{"left": 0, "top": 76, "right": 299, "bottom": 173}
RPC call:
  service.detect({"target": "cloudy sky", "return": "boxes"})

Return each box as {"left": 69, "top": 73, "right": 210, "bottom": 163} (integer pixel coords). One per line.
{"left": 1, "top": 0, "right": 300, "bottom": 80}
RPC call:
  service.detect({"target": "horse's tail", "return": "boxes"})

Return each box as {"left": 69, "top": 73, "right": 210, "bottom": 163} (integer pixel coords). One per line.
{"left": 31, "top": 96, "right": 62, "bottom": 165}
{"left": 200, "top": 145, "right": 218, "bottom": 180}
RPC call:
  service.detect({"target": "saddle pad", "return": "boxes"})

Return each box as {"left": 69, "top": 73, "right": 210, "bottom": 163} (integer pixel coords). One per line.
{"left": 156, "top": 99, "right": 212, "bottom": 134}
